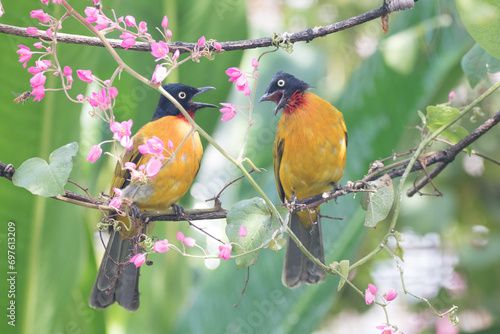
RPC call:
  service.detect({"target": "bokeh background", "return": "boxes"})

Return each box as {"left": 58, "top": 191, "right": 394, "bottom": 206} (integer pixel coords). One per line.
{"left": 1, "top": 0, "right": 499, "bottom": 333}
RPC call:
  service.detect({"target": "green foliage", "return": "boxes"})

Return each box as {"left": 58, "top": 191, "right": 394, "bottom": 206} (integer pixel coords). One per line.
{"left": 333, "top": 260, "right": 350, "bottom": 292}
{"left": 456, "top": 0, "right": 500, "bottom": 59}
{"left": 461, "top": 44, "right": 500, "bottom": 88}
{"left": 226, "top": 197, "right": 288, "bottom": 269}
{"left": 426, "top": 105, "right": 469, "bottom": 145}
{"left": 12, "top": 142, "right": 78, "bottom": 197}
{"left": 361, "top": 174, "right": 394, "bottom": 228}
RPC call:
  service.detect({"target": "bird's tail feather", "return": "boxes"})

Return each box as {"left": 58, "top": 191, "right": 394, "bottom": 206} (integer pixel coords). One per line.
{"left": 89, "top": 228, "right": 140, "bottom": 311}
{"left": 282, "top": 212, "right": 325, "bottom": 288}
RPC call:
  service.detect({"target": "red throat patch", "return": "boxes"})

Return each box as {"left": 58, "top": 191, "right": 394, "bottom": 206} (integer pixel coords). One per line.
{"left": 176, "top": 110, "right": 195, "bottom": 122}
{"left": 283, "top": 90, "right": 307, "bottom": 114}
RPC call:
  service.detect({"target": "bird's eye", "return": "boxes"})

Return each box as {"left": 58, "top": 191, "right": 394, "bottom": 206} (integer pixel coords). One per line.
{"left": 178, "top": 92, "right": 187, "bottom": 99}
{"left": 277, "top": 79, "right": 285, "bottom": 87}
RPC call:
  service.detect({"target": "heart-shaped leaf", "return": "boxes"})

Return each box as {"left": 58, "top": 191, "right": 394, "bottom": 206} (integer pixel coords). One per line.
{"left": 12, "top": 142, "right": 79, "bottom": 197}
{"left": 226, "top": 197, "right": 288, "bottom": 269}
{"left": 361, "top": 174, "right": 394, "bottom": 228}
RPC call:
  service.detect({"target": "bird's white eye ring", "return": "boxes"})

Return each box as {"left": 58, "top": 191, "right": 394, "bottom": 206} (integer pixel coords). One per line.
{"left": 277, "top": 79, "right": 285, "bottom": 87}
{"left": 178, "top": 92, "right": 187, "bottom": 99}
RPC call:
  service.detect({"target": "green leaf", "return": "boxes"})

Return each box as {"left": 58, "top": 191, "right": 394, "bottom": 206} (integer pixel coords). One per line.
{"left": 334, "top": 260, "right": 350, "bottom": 292}
{"left": 362, "top": 174, "right": 394, "bottom": 228}
{"left": 461, "top": 43, "right": 500, "bottom": 87}
{"left": 456, "top": 0, "right": 500, "bottom": 60}
{"left": 426, "top": 105, "right": 470, "bottom": 145}
{"left": 226, "top": 198, "right": 289, "bottom": 269}
{"left": 12, "top": 142, "right": 78, "bottom": 197}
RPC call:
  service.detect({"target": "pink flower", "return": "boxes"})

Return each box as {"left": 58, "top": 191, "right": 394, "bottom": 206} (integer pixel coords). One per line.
{"left": 153, "top": 239, "right": 170, "bottom": 253}
{"left": 110, "top": 119, "right": 133, "bottom": 141}
{"left": 145, "top": 155, "right": 163, "bottom": 178}
{"left": 185, "top": 237, "right": 196, "bottom": 248}
{"left": 226, "top": 67, "right": 243, "bottom": 81}
{"left": 31, "top": 85, "right": 45, "bottom": 101}
{"left": 108, "top": 86, "right": 118, "bottom": 99}
{"left": 76, "top": 94, "right": 84, "bottom": 101}
{"left": 84, "top": 7, "right": 99, "bottom": 23}
{"left": 125, "top": 15, "right": 136, "bottom": 27}
{"left": 239, "top": 225, "right": 247, "bottom": 237}
{"left": 152, "top": 64, "right": 167, "bottom": 84}
{"left": 167, "top": 140, "right": 174, "bottom": 150}
{"left": 109, "top": 196, "right": 123, "bottom": 211}
{"left": 77, "top": 69, "right": 94, "bottom": 83}
{"left": 28, "top": 60, "right": 52, "bottom": 75}
{"left": 448, "top": 91, "right": 455, "bottom": 101}
{"left": 120, "top": 136, "right": 133, "bottom": 150}
{"left": 129, "top": 253, "right": 146, "bottom": 268}
{"left": 218, "top": 243, "right": 232, "bottom": 261}
{"left": 226, "top": 67, "right": 251, "bottom": 96}
{"left": 161, "top": 15, "right": 169, "bottom": 28}
{"left": 214, "top": 41, "right": 222, "bottom": 51}
{"left": 251, "top": 58, "right": 259, "bottom": 70}
{"left": 62, "top": 66, "right": 73, "bottom": 87}
{"left": 33, "top": 42, "right": 44, "bottom": 49}
{"left": 94, "top": 15, "right": 110, "bottom": 30}
{"left": 176, "top": 231, "right": 195, "bottom": 247}
{"left": 30, "top": 9, "right": 51, "bottom": 23}
{"left": 172, "top": 49, "right": 180, "bottom": 61}
{"left": 138, "top": 21, "right": 147, "bottom": 34}
{"left": 84, "top": 7, "right": 109, "bottom": 29}
{"left": 138, "top": 136, "right": 164, "bottom": 155}
{"left": 384, "top": 289, "right": 398, "bottom": 301}
{"left": 41, "top": 0, "right": 50, "bottom": 4}
{"left": 113, "top": 188, "right": 123, "bottom": 197}
{"left": 376, "top": 325, "right": 395, "bottom": 334}
{"left": 88, "top": 87, "right": 111, "bottom": 111}
{"left": 235, "top": 75, "right": 250, "bottom": 95}
{"left": 177, "top": 231, "right": 185, "bottom": 242}
{"left": 124, "top": 162, "right": 136, "bottom": 170}
{"left": 151, "top": 41, "right": 169, "bottom": 61}
{"left": 197, "top": 36, "right": 206, "bottom": 48}
{"left": 87, "top": 144, "right": 102, "bottom": 163}
{"left": 165, "top": 29, "right": 172, "bottom": 38}
{"left": 365, "top": 283, "right": 378, "bottom": 305}
{"left": 120, "top": 32, "right": 136, "bottom": 49}
{"left": 27, "top": 27, "right": 38, "bottom": 36}
{"left": 17, "top": 45, "right": 33, "bottom": 68}
{"left": 30, "top": 72, "right": 47, "bottom": 88}
{"left": 219, "top": 103, "right": 236, "bottom": 122}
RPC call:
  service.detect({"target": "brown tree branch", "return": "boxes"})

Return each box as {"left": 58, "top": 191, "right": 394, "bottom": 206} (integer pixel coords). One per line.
{"left": 2, "top": 108, "right": 498, "bottom": 221}
{"left": 1, "top": 110, "right": 498, "bottom": 222}
{"left": 0, "top": 1, "right": 416, "bottom": 53}
{"left": 366, "top": 110, "right": 500, "bottom": 194}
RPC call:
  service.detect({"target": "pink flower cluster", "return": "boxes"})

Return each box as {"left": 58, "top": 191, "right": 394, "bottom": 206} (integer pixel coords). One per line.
{"left": 218, "top": 58, "right": 259, "bottom": 122}
{"left": 365, "top": 283, "right": 398, "bottom": 305}
{"left": 87, "top": 119, "right": 134, "bottom": 164}
{"left": 177, "top": 232, "right": 196, "bottom": 248}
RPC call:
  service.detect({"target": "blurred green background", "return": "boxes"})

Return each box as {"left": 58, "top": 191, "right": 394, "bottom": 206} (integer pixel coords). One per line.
{"left": 1, "top": 0, "right": 499, "bottom": 333}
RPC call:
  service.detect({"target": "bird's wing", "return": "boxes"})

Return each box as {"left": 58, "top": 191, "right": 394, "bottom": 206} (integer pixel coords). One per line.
{"left": 274, "top": 136, "right": 286, "bottom": 203}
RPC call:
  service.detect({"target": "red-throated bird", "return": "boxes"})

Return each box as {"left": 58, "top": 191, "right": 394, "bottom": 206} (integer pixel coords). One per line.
{"left": 260, "top": 72, "right": 347, "bottom": 288}
{"left": 89, "top": 84, "right": 216, "bottom": 311}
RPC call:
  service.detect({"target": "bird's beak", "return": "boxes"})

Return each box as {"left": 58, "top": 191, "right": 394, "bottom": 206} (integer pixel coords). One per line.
{"left": 191, "top": 86, "right": 217, "bottom": 110}
{"left": 259, "top": 90, "right": 286, "bottom": 116}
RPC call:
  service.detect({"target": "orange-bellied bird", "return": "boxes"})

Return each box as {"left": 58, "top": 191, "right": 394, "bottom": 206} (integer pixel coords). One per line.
{"left": 260, "top": 72, "right": 347, "bottom": 288}
{"left": 89, "top": 84, "right": 216, "bottom": 311}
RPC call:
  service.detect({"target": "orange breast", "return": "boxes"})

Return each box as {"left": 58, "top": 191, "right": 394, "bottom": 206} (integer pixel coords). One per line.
{"left": 274, "top": 92, "right": 347, "bottom": 202}
{"left": 119, "top": 116, "right": 203, "bottom": 211}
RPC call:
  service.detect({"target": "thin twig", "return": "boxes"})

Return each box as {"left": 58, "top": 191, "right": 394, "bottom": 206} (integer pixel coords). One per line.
{"left": 233, "top": 267, "right": 250, "bottom": 308}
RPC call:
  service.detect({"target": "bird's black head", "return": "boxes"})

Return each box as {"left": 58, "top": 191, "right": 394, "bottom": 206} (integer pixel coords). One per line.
{"left": 152, "top": 84, "right": 217, "bottom": 121}
{"left": 259, "top": 71, "right": 310, "bottom": 115}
